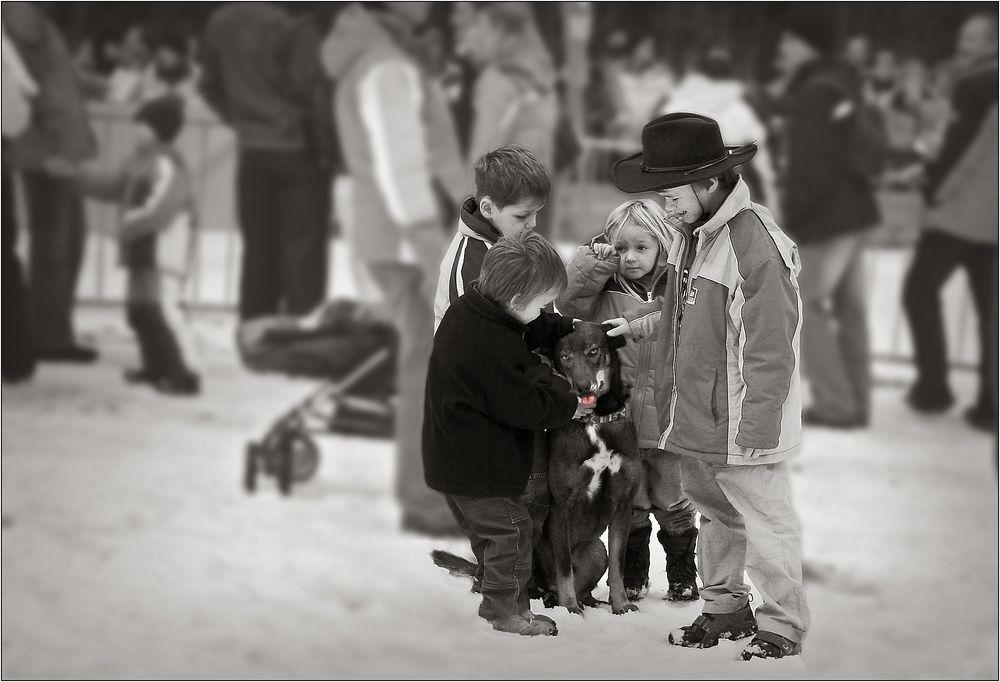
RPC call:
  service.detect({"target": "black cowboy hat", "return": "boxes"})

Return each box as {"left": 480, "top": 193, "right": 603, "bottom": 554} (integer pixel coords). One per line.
{"left": 611, "top": 112, "right": 758, "bottom": 193}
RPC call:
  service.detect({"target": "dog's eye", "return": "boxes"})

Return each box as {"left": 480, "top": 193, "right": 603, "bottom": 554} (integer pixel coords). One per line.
{"left": 587, "top": 348, "right": 599, "bottom": 357}
{"left": 560, "top": 353, "right": 570, "bottom": 362}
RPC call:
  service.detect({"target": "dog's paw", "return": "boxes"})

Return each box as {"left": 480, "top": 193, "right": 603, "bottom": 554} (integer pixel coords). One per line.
{"left": 612, "top": 602, "right": 639, "bottom": 615}
{"left": 564, "top": 603, "right": 585, "bottom": 616}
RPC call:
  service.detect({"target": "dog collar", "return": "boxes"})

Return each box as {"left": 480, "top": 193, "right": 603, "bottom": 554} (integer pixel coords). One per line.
{"left": 575, "top": 405, "right": 629, "bottom": 425}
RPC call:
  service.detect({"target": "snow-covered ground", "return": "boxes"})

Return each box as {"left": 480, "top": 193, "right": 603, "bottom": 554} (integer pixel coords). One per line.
{"left": 2, "top": 309, "right": 997, "bottom": 680}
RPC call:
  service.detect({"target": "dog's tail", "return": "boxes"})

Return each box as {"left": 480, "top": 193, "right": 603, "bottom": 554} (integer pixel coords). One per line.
{"left": 431, "top": 550, "right": 478, "bottom": 577}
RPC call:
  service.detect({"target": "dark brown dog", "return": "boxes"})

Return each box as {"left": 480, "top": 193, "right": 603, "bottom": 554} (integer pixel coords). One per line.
{"left": 535, "top": 321, "right": 641, "bottom": 615}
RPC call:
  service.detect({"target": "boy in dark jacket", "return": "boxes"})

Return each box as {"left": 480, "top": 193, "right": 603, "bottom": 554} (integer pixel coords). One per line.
{"left": 423, "top": 231, "right": 584, "bottom": 637}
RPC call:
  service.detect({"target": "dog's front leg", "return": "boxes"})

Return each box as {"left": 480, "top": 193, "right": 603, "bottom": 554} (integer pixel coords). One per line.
{"left": 548, "top": 507, "right": 583, "bottom": 615}
{"left": 607, "top": 504, "right": 638, "bottom": 615}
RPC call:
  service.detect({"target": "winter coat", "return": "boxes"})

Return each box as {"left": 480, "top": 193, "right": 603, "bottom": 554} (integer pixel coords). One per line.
{"left": 923, "top": 56, "right": 998, "bottom": 245}
{"left": 662, "top": 72, "right": 780, "bottom": 211}
{"left": 423, "top": 285, "right": 578, "bottom": 497}
{"left": 556, "top": 235, "right": 679, "bottom": 449}
{"left": 433, "top": 197, "right": 503, "bottom": 332}
{"left": 624, "top": 178, "right": 803, "bottom": 466}
{"left": 2, "top": 2, "right": 96, "bottom": 169}
{"left": 467, "top": 28, "right": 558, "bottom": 170}
{"left": 199, "top": 2, "right": 312, "bottom": 151}
{"left": 782, "top": 59, "right": 881, "bottom": 245}
{"left": 320, "top": 4, "right": 467, "bottom": 280}
{"left": 926, "top": 103, "right": 998, "bottom": 245}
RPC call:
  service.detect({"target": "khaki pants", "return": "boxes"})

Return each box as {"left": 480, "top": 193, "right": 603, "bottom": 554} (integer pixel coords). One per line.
{"left": 631, "top": 448, "right": 696, "bottom": 534}
{"left": 680, "top": 458, "right": 810, "bottom": 643}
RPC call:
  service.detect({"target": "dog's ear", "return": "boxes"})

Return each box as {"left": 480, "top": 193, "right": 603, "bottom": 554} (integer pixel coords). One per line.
{"left": 601, "top": 323, "right": 628, "bottom": 351}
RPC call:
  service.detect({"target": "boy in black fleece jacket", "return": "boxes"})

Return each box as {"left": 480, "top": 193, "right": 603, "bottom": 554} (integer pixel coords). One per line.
{"left": 423, "top": 232, "right": 585, "bottom": 636}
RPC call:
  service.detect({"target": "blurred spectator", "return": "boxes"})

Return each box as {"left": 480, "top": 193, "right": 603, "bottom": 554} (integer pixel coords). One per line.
{"left": 142, "top": 27, "right": 197, "bottom": 103}
{"left": 841, "top": 34, "right": 872, "bottom": 77}
{"left": 902, "top": 13, "right": 998, "bottom": 431}
{"left": 321, "top": 2, "right": 467, "bottom": 536}
{"left": 3, "top": 1, "right": 99, "bottom": 364}
{"left": 2, "top": 28, "right": 39, "bottom": 382}
{"left": 105, "top": 23, "right": 154, "bottom": 104}
{"left": 199, "top": 1, "right": 332, "bottom": 321}
{"left": 464, "top": 3, "right": 558, "bottom": 176}
{"left": 777, "top": 11, "right": 881, "bottom": 429}
{"left": 867, "top": 48, "right": 899, "bottom": 111}
{"left": 661, "top": 46, "right": 780, "bottom": 212}
{"left": 46, "top": 94, "right": 201, "bottom": 396}
{"left": 608, "top": 35, "right": 675, "bottom": 141}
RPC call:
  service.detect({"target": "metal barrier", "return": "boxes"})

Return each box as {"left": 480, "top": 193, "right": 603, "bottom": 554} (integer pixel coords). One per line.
{"left": 74, "top": 109, "right": 979, "bottom": 368}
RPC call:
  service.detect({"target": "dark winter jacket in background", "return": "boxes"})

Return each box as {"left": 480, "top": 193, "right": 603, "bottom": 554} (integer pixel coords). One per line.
{"left": 423, "top": 285, "right": 578, "bottom": 498}
{"left": 782, "top": 59, "right": 881, "bottom": 245}
{"left": 199, "top": 2, "right": 314, "bottom": 150}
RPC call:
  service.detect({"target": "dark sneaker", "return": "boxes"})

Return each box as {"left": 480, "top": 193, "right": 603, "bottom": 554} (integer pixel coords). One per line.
{"left": 624, "top": 524, "right": 652, "bottom": 601}
{"left": 490, "top": 613, "right": 557, "bottom": 636}
{"left": 659, "top": 527, "right": 700, "bottom": 602}
{"left": 905, "top": 386, "right": 954, "bottom": 414}
{"left": 965, "top": 405, "right": 998, "bottom": 432}
{"left": 668, "top": 603, "right": 757, "bottom": 648}
{"left": 155, "top": 373, "right": 201, "bottom": 397}
{"left": 740, "top": 632, "right": 802, "bottom": 660}
{"left": 36, "top": 344, "right": 98, "bottom": 364}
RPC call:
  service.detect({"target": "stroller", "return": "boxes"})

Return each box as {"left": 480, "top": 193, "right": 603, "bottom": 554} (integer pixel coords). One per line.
{"left": 238, "top": 300, "right": 397, "bottom": 495}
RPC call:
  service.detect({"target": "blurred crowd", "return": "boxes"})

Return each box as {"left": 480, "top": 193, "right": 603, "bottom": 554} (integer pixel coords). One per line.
{"left": 2, "top": 4, "right": 996, "bottom": 458}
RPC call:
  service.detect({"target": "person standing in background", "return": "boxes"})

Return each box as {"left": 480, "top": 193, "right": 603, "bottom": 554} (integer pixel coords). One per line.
{"left": 321, "top": 2, "right": 468, "bottom": 536}
{"left": 3, "top": 1, "right": 99, "bottom": 365}
{"left": 777, "top": 11, "right": 881, "bottom": 429}
{"left": 902, "top": 14, "right": 998, "bottom": 432}
{"left": 199, "top": 1, "right": 331, "bottom": 321}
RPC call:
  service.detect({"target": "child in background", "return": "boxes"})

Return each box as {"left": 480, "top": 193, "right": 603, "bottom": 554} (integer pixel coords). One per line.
{"left": 424, "top": 231, "right": 586, "bottom": 637}
{"left": 46, "top": 94, "right": 199, "bottom": 395}
{"left": 556, "top": 198, "right": 700, "bottom": 603}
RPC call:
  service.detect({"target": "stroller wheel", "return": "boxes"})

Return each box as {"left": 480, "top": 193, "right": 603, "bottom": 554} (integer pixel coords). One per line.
{"left": 244, "top": 443, "right": 260, "bottom": 493}
{"left": 280, "top": 432, "right": 321, "bottom": 487}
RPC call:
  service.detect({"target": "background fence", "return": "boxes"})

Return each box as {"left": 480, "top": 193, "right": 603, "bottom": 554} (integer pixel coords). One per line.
{"left": 70, "top": 104, "right": 979, "bottom": 369}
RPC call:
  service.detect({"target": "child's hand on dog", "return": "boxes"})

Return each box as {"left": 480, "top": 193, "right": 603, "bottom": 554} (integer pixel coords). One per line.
{"left": 603, "top": 317, "right": 631, "bottom": 339}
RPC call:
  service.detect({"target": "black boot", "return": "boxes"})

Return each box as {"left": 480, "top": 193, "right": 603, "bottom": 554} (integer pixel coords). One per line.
{"left": 623, "top": 524, "right": 651, "bottom": 601}
{"left": 658, "top": 527, "right": 700, "bottom": 602}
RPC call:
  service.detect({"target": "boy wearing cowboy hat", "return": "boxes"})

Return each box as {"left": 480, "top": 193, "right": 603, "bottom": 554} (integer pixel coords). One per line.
{"left": 606, "top": 112, "right": 810, "bottom": 660}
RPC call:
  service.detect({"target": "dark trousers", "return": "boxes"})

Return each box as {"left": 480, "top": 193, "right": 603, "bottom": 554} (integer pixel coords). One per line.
{"left": 2, "top": 166, "right": 35, "bottom": 381}
{"left": 21, "top": 170, "right": 86, "bottom": 351}
{"left": 902, "top": 229, "right": 998, "bottom": 413}
{"left": 445, "top": 494, "right": 534, "bottom": 620}
{"left": 236, "top": 149, "right": 330, "bottom": 320}
{"left": 126, "top": 269, "right": 195, "bottom": 382}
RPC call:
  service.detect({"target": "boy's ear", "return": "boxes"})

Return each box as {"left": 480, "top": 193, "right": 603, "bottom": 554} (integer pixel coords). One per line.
{"left": 480, "top": 196, "right": 494, "bottom": 217}
{"left": 601, "top": 323, "right": 628, "bottom": 351}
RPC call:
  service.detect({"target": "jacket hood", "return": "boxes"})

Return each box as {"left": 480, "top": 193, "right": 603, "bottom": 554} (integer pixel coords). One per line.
{"left": 696, "top": 175, "right": 752, "bottom": 237}
{"left": 321, "top": 3, "right": 395, "bottom": 81}
{"left": 465, "top": 283, "right": 525, "bottom": 333}
{"left": 459, "top": 196, "right": 503, "bottom": 244}
{"left": 667, "top": 73, "right": 745, "bottom": 116}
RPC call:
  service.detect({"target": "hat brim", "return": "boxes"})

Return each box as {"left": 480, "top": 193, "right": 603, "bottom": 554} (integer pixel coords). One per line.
{"left": 611, "top": 143, "right": 759, "bottom": 194}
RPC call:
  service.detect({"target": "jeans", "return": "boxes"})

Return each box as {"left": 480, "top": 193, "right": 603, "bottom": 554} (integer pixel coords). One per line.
{"left": 126, "top": 269, "right": 196, "bottom": 381}
{"left": 445, "top": 494, "right": 534, "bottom": 620}
{"left": 631, "top": 448, "right": 697, "bottom": 534}
{"left": 681, "top": 458, "right": 810, "bottom": 643}
{"left": 22, "top": 170, "right": 86, "bottom": 351}
{"left": 902, "top": 229, "right": 998, "bottom": 414}
{"left": 236, "top": 149, "right": 330, "bottom": 320}
{"left": 798, "top": 232, "right": 871, "bottom": 422}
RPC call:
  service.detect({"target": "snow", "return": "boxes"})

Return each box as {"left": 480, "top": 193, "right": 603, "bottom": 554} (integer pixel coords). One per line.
{"left": 2, "top": 309, "right": 997, "bottom": 680}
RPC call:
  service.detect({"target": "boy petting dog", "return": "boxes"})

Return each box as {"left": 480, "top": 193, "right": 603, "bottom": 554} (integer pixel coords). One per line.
{"left": 423, "top": 231, "right": 589, "bottom": 637}
{"left": 607, "top": 112, "right": 810, "bottom": 660}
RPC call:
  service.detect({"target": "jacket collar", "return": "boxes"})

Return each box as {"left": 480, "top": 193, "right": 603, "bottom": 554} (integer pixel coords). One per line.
{"left": 693, "top": 176, "right": 753, "bottom": 239}
{"left": 459, "top": 197, "right": 503, "bottom": 244}
{"left": 465, "top": 284, "right": 526, "bottom": 334}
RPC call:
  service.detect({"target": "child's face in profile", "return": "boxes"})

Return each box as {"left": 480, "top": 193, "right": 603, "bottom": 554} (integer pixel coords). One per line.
{"left": 505, "top": 287, "right": 559, "bottom": 324}
{"left": 485, "top": 196, "right": 546, "bottom": 238}
{"left": 658, "top": 184, "right": 705, "bottom": 226}
{"left": 615, "top": 223, "right": 660, "bottom": 281}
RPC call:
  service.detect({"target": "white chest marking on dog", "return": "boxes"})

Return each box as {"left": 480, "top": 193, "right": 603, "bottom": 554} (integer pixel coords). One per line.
{"left": 582, "top": 425, "right": 622, "bottom": 500}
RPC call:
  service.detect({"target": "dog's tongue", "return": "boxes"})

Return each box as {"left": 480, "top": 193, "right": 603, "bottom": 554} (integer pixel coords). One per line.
{"left": 580, "top": 394, "right": 596, "bottom": 408}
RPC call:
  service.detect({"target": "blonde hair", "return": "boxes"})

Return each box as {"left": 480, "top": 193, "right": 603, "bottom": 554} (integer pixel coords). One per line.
{"left": 603, "top": 198, "right": 674, "bottom": 257}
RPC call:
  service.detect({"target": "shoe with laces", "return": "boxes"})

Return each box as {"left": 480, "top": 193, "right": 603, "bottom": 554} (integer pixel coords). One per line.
{"left": 668, "top": 602, "right": 757, "bottom": 648}
{"left": 490, "top": 612, "right": 558, "bottom": 636}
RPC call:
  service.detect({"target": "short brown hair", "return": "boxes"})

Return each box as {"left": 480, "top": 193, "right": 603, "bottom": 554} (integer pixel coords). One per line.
{"left": 478, "top": 231, "right": 566, "bottom": 307}
{"left": 474, "top": 146, "right": 551, "bottom": 209}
